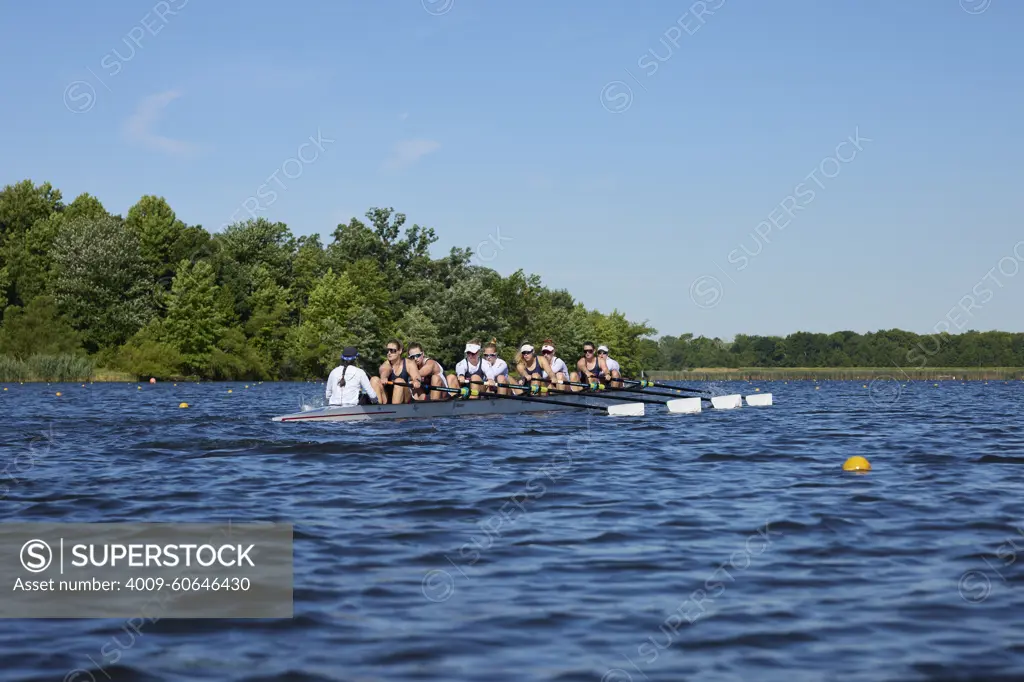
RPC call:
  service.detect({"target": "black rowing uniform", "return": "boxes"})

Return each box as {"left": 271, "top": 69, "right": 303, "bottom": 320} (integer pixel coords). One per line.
{"left": 387, "top": 359, "right": 412, "bottom": 399}
{"left": 521, "top": 358, "right": 546, "bottom": 384}
{"left": 458, "top": 359, "right": 487, "bottom": 386}
{"left": 580, "top": 357, "right": 605, "bottom": 383}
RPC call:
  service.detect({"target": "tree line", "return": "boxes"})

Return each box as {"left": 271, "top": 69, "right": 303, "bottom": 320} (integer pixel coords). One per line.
{"left": 3, "top": 179, "right": 1021, "bottom": 382}
{"left": 639, "top": 330, "right": 1024, "bottom": 370}
{"left": 0, "top": 179, "right": 654, "bottom": 380}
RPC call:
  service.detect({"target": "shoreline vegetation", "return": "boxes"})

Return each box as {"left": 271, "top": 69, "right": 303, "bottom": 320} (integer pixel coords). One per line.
{"left": 2, "top": 353, "right": 1022, "bottom": 384}
{"left": 4, "top": 180, "right": 1024, "bottom": 384}
{"left": 649, "top": 367, "right": 1024, "bottom": 381}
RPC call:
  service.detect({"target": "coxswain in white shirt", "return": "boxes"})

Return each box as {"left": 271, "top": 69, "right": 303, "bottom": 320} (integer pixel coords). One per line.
{"left": 325, "top": 346, "right": 381, "bottom": 407}
{"left": 449, "top": 339, "right": 488, "bottom": 399}
{"left": 407, "top": 342, "right": 448, "bottom": 401}
{"left": 377, "top": 339, "right": 422, "bottom": 404}
{"left": 480, "top": 339, "right": 510, "bottom": 395}
{"left": 596, "top": 344, "right": 623, "bottom": 387}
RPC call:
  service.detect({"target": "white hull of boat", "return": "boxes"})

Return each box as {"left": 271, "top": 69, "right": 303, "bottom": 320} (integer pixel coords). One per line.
{"left": 273, "top": 390, "right": 643, "bottom": 423}
{"left": 271, "top": 390, "right": 774, "bottom": 423}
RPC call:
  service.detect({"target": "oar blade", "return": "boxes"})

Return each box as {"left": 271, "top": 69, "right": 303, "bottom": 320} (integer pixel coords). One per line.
{"left": 745, "top": 393, "right": 773, "bottom": 407}
{"left": 710, "top": 394, "right": 743, "bottom": 410}
{"left": 608, "top": 402, "right": 645, "bottom": 417}
{"left": 667, "top": 397, "right": 702, "bottom": 414}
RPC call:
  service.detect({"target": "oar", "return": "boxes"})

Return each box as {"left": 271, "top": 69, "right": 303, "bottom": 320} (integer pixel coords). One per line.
{"left": 496, "top": 391, "right": 644, "bottom": 416}
{"left": 504, "top": 376, "right": 713, "bottom": 406}
{"left": 524, "top": 375, "right": 710, "bottom": 398}
{"left": 491, "top": 380, "right": 667, "bottom": 406}
{"left": 478, "top": 378, "right": 709, "bottom": 413}
{"left": 618, "top": 380, "right": 761, "bottom": 409}
{"left": 618, "top": 378, "right": 710, "bottom": 394}
{"left": 403, "top": 376, "right": 643, "bottom": 413}
{"left": 484, "top": 380, "right": 714, "bottom": 414}
{"left": 611, "top": 384, "right": 709, "bottom": 399}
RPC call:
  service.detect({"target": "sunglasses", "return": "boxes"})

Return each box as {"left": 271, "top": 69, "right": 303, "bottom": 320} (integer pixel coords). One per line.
{"left": 583, "top": 348, "right": 594, "bottom": 353}
{"left": 483, "top": 353, "right": 497, "bottom": 358}
{"left": 522, "top": 350, "right": 534, "bottom": 355}
{"left": 541, "top": 350, "right": 553, "bottom": 355}
{"left": 385, "top": 348, "right": 399, "bottom": 354}
{"left": 597, "top": 350, "right": 608, "bottom": 355}
{"left": 465, "top": 350, "right": 479, "bottom": 355}
{"left": 408, "top": 352, "right": 423, "bottom": 359}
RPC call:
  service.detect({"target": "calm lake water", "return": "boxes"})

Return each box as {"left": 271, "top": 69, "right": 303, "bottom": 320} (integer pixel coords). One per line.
{"left": 2, "top": 379, "right": 1024, "bottom": 681}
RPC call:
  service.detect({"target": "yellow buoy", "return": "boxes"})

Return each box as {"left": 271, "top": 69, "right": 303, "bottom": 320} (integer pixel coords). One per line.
{"left": 227, "top": 389, "right": 233, "bottom": 393}
{"left": 179, "top": 402, "right": 189, "bottom": 408}
{"left": 755, "top": 387, "right": 760, "bottom": 392}
{"left": 55, "top": 392, "right": 62, "bottom": 397}
{"left": 3, "top": 387, "right": 7, "bottom": 391}
{"left": 137, "top": 386, "right": 142, "bottom": 390}
{"left": 815, "top": 386, "right": 820, "bottom": 390}
{"left": 174, "top": 383, "right": 177, "bottom": 386}
{"left": 843, "top": 456, "right": 871, "bottom": 472}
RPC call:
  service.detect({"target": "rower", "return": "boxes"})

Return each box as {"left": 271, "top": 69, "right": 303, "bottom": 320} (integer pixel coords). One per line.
{"left": 377, "top": 339, "right": 422, "bottom": 404}
{"left": 407, "top": 342, "right": 447, "bottom": 401}
{"left": 597, "top": 344, "right": 623, "bottom": 387}
{"left": 539, "top": 338, "right": 571, "bottom": 387}
{"left": 513, "top": 342, "right": 545, "bottom": 395}
{"left": 326, "top": 346, "right": 381, "bottom": 407}
{"left": 481, "top": 340, "right": 510, "bottom": 395}
{"left": 448, "top": 339, "right": 488, "bottom": 399}
{"left": 573, "top": 341, "right": 606, "bottom": 392}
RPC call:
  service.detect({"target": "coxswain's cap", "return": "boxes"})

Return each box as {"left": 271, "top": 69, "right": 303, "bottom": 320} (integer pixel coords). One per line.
{"left": 341, "top": 346, "right": 359, "bottom": 361}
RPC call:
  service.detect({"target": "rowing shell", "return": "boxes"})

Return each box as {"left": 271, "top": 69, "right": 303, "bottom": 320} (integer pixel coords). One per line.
{"left": 271, "top": 390, "right": 772, "bottom": 423}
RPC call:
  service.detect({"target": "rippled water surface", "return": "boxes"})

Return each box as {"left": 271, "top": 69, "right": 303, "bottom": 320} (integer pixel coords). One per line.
{"left": 3, "top": 379, "right": 1024, "bottom": 682}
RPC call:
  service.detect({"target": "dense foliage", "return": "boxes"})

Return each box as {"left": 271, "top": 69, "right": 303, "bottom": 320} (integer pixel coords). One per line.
{"left": 0, "top": 180, "right": 654, "bottom": 380}
{"left": 640, "top": 330, "right": 1024, "bottom": 370}
{"left": 3, "top": 180, "right": 1021, "bottom": 381}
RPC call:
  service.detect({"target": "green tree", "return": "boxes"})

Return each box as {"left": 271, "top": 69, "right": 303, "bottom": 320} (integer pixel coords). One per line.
{"left": 244, "top": 265, "right": 294, "bottom": 371}
{"left": 395, "top": 306, "right": 442, "bottom": 356}
{"left": 426, "top": 274, "right": 505, "bottom": 367}
{"left": 162, "top": 259, "right": 226, "bottom": 374}
{"left": 118, "top": 320, "right": 184, "bottom": 379}
{"left": 50, "top": 215, "right": 153, "bottom": 352}
{"left": 284, "top": 268, "right": 362, "bottom": 377}
{"left": 0, "top": 180, "right": 64, "bottom": 311}
{"left": 125, "top": 195, "right": 209, "bottom": 291}
{"left": 3, "top": 212, "right": 64, "bottom": 305}
{"left": 0, "top": 296, "right": 83, "bottom": 359}
{"left": 291, "top": 234, "right": 328, "bottom": 307}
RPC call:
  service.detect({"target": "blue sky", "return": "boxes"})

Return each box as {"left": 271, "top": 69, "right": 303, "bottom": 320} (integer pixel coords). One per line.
{"left": 2, "top": 0, "right": 1022, "bottom": 340}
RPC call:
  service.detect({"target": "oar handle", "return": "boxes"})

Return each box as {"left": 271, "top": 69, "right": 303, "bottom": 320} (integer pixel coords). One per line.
{"left": 385, "top": 379, "right": 480, "bottom": 398}
{"left": 514, "top": 376, "right": 617, "bottom": 390}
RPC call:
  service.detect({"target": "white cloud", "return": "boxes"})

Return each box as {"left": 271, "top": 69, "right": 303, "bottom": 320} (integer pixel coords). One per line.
{"left": 122, "top": 90, "right": 196, "bottom": 157}
{"left": 384, "top": 138, "right": 440, "bottom": 171}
